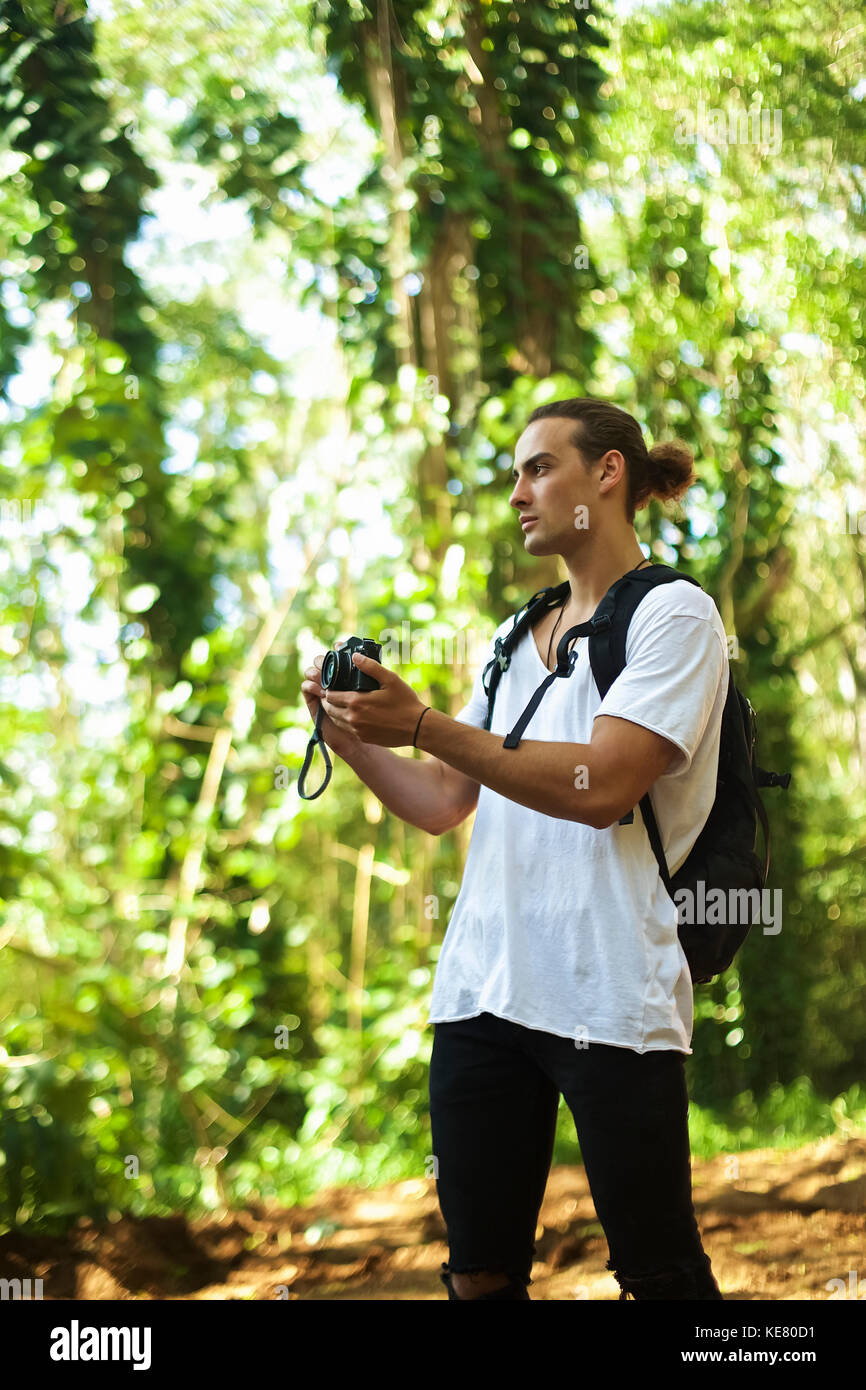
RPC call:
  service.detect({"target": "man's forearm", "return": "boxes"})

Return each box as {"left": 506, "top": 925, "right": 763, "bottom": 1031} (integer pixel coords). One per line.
{"left": 415, "top": 708, "right": 606, "bottom": 827}
{"left": 335, "top": 738, "right": 451, "bottom": 834}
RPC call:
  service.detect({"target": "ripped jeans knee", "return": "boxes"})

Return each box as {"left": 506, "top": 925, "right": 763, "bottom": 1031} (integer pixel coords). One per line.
{"left": 606, "top": 1253, "right": 723, "bottom": 1301}
{"left": 439, "top": 1261, "right": 532, "bottom": 1301}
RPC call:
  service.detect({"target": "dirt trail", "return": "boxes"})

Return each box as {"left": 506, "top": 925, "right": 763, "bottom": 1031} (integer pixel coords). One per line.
{"left": 1, "top": 1135, "right": 863, "bottom": 1300}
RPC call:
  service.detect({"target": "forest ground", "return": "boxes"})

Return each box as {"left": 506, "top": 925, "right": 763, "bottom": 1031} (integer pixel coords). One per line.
{"left": 1, "top": 1134, "right": 863, "bottom": 1300}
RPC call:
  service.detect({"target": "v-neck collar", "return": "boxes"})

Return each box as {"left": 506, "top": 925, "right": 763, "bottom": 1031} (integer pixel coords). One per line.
{"left": 529, "top": 601, "right": 584, "bottom": 675}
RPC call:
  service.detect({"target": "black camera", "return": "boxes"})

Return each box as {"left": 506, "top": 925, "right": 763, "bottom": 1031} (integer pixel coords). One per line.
{"left": 297, "top": 636, "right": 383, "bottom": 800}
{"left": 320, "top": 635, "right": 382, "bottom": 693}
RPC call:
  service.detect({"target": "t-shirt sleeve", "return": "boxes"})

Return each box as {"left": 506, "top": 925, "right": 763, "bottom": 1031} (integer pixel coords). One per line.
{"left": 592, "top": 598, "right": 728, "bottom": 776}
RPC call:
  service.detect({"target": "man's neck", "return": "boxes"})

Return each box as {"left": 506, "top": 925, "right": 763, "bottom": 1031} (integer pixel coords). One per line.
{"left": 559, "top": 532, "right": 649, "bottom": 622}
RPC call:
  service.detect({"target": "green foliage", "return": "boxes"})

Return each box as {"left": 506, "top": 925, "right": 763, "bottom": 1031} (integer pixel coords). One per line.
{"left": 0, "top": 0, "right": 864, "bottom": 1234}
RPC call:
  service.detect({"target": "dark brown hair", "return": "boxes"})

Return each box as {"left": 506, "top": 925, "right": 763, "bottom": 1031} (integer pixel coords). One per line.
{"left": 526, "top": 397, "right": 696, "bottom": 523}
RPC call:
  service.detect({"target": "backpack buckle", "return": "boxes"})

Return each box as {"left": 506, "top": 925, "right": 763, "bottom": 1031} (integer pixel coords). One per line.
{"left": 590, "top": 613, "right": 612, "bottom": 632}
{"left": 558, "top": 646, "right": 581, "bottom": 677}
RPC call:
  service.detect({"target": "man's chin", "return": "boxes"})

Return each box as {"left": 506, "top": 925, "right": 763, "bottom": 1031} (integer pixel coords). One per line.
{"left": 522, "top": 528, "right": 572, "bottom": 561}
{"left": 523, "top": 528, "right": 550, "bottom": 551}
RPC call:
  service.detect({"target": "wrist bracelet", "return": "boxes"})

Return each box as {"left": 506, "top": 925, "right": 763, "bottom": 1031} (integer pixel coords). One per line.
{"left": 412, "top": 705, "right": 431, "bottom": 748}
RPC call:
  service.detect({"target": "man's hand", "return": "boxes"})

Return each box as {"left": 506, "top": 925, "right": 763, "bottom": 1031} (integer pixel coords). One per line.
{"left": 301, "top": 650, "right": 363, "bottom": 758}
{"left": 313, "top": 651, "right": 427, "bottom": 748}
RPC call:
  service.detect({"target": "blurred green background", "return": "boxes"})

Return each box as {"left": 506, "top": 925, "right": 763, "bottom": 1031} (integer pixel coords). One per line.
{"left": 0, "top": 0, "right": 864, "bottom": 1235}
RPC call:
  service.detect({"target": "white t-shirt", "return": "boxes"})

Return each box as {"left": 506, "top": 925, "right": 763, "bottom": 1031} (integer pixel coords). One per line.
{"left": 427, "top": 578, "right": 729, "bottom": 1054}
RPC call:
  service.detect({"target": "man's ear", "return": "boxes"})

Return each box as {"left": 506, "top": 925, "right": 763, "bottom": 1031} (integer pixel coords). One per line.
{"left": 597, "top": 448, "right": 628, "bottom": 499}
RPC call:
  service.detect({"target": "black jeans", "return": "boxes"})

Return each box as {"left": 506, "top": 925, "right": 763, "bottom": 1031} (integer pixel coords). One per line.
{"left": 429, "top": 1010, "right": 722, "bottom": 1300}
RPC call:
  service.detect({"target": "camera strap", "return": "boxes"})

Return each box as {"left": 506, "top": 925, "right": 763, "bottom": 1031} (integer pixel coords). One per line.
{"left": 297, "top": 703, "right": 333, "bottom": 800}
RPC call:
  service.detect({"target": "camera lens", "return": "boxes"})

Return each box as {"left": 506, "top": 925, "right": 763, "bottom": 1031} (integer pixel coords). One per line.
{"left": 321, "top": 651, "right": 338, "bottom": 689}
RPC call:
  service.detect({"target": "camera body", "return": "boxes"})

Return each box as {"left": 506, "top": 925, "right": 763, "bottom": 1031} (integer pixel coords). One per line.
{"left": 320, "top": 636, "right": 381, "bottom": 693}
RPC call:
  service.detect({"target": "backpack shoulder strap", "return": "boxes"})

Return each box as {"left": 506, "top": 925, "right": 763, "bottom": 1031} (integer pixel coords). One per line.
{"left": 588, "top": 564, "right": 702, "bottom": 701}
{"left": 482, "top": 579, "right": 570, "bottom": 731}
{"left": 588, "top": 565, "right": 703, "bottom": 827}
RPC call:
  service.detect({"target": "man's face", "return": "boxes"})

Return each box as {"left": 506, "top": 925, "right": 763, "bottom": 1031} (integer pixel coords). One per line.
{"left": 509, "top": 416, "right": 616, "bottom": 556}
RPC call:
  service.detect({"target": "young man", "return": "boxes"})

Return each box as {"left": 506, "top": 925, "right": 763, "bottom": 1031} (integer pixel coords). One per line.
{"left": 301, "top": 398, "right": 728, "bottom": 1301}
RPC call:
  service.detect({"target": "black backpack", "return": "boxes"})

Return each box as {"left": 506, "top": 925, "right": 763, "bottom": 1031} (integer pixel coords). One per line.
{"left": 481, "top": 564, "right": 792, "bottom": 985}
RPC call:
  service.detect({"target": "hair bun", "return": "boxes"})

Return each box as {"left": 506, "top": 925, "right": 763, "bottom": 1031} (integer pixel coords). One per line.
{"left": 638, "top": 438, "right": 696, "bottom": 507}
